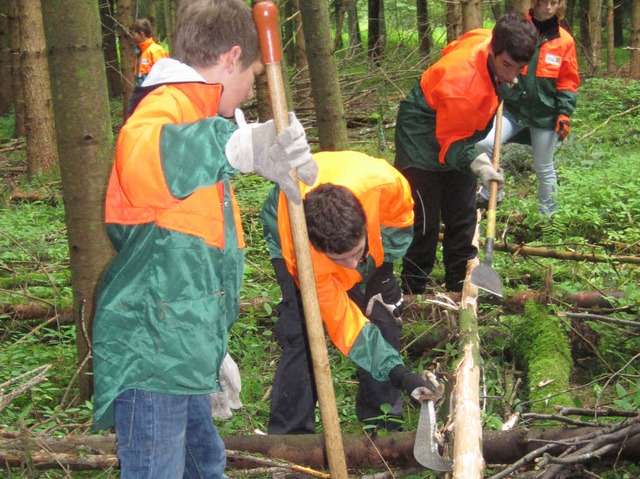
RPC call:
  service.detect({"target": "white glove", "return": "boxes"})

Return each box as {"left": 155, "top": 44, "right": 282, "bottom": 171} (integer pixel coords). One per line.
{"left": 470, "top": 152, "right": 504, "bottom": 191}
{"left": 210, "top": 353, "right": 242, "bottom": 419}
{"left": 225, "top": 109, "right": 318, "bottom": 204}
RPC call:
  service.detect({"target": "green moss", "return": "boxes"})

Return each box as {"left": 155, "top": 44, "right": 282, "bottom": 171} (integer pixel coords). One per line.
{"left": 510, "top": 301, "right": 574, "bottom": 413}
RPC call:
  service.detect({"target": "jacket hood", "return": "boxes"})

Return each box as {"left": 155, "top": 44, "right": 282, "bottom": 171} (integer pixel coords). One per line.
{"left": 142, "top": 58, "right": 206, "bottom": 87}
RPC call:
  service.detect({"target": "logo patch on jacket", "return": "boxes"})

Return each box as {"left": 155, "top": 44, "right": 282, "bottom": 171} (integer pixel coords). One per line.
{"left": 545, "top": 53, "right": 561, "bottom": 66}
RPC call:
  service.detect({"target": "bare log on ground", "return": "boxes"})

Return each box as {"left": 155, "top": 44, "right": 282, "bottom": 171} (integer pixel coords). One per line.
{"left": 1, "top": 427, "right": 639, "bottom": 471}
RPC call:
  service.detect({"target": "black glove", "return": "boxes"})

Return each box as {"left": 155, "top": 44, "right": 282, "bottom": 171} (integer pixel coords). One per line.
{"left": 364, "top": 262, "right": 403, "bottom": 319}
{"left": 389, "top": 365, "right": 440, "bottom": 402}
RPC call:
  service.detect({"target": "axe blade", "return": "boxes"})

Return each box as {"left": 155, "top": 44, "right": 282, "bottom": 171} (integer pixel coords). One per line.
{"left": 414, "top": 400, "right": 453, "bottom": 472}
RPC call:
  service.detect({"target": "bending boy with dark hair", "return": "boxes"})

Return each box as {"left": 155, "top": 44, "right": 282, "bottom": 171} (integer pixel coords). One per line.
{"left": 260, "top": 151, "right": 441, "bottom": 435}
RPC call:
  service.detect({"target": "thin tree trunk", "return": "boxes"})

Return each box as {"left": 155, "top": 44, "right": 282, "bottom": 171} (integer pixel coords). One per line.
{"left": 333, "top": 0, "right": 345, "bottom": 51}
{"left": 100, "top": 0, "right": 122, "bottom": 99}
{"left": 0, "top": 0, "right": 12, "bottom": 116}
{"left": 163, "top": 0, "right": 176, "bottom": 53}
{"left": 461, "top": 0, "right": 483, "bottom": 32}
{"left": 18, "top": 0, "right": 58, "bottom": 178}
{"left": 115, "top": 0, "right": 135, "bottom": 119}
{"left": 8, "top": 0, "right": 25, "bottom": 137}
{"left": 587, "top": 0, "right": 602, "bottom": 75}
{"left": 446, "top": 0, "right": 463, "bottom": 44}
{"left": 41, "top": 0, "right": 114, "bottom": 402}
{"left": 367, "top": 0, "right": 384, "bottom": 64}
{"left": 631, "top": 0, "right": 640, "bottom": 78}
{"left": 346, "top": 0, "right": 362, "bottom": 58}
{"left": 298, "top": 0, "right": 348, "bottom": 150}
{"left": 417, "top": 0, "right": 431, "bottom": 58}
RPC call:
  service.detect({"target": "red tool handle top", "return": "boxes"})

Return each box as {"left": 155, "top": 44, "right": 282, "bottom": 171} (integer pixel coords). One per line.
{"left": 253, "top": 1, "right": 282, "bottom": 64}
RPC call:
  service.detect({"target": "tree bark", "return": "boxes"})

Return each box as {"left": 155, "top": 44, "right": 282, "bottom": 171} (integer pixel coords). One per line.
{"left": 461, "top": 0, "right": 482, "bottom": 33}
{"left": 346, "top": 0, "right": 362, "bottom": 58}
{"left": 446, "top": 0, "right": 462, "bottom": 44}
{"left": 631, "top": 0, "right": 640, "bottom": 78}
{"left": 115, "top": 0, "right": 135, "bottom": 119}
{"left": 163, "top": 0, "right": 176, "bottom": 53}
{"left": 298, "top": 0, "right": 349, "bottom": 150}
{"left": 367, "top": 0, "right": 385, "bottom": 64}
{"left": 18, "top": 0, "right": 58, "bottom": 178}
{"left": 586, "top": 0, "right": 602, "bottom": 75}
{"left": 8, "top": 0, "right": 25, "bottom": 137}
{"left": 41, "top": 0, "right": 114, "bottom": 402}
{"left": 0, "top": 0, "right": 12, "bottom": 116}
{"left": 1, "top": 426, "right": 639, "bottom": 471}
{"left": 100, "top": 0, "right": 122, "bottom": 99}
{"left": 416, "top": 0, "right": 431, "bottom": 59}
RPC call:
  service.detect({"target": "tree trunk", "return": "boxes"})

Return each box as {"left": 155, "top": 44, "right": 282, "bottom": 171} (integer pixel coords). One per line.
{"left": 115, "top": 0, "right": 135, "bottom": 119}
{"left": 1, "top": 426, "right": 638, "bottom": 471}
{"left": 100, "top": 0, "right": 122, "bottom": 99}
{"left": 606, "top": 0, "right": 615, "bottom": 73}
{"left": 613, "top": 0, "right": 624, "bottom": 47}
{"left": 451, "top": 259, "right": 484, "bottom": 478}
{"left": 333, "top": 0, "right": 345, "bottom": 51}
{"left": 367, "top": 0, "right": 384, "bottom": 64}
{"left": 587, "top": 0, "right": 602, "bottom": 75}
{"left": 298, "top": 0, "right": 349, "bottom": 150}
{"left": 461, "top": 0, "right": 482, "bottom": 32}
{"left": 8, "top": 0, "right": 25, "bottom": 137}
{"left": 41, "top": 0, "right": 114, "bottom": 402}
{"left": 512, "top": 0, "right": 529, "bottom": 16}
{"left": 18, "top": 0, "right": 58, "bottom": 178}
{"left": 416, "top": 0, "right": 431, "bottom": 59}
{"left": 446, "top": 0, "right": 463, "bottom": 44}
{"left": 292, "top": 0, "right": 310, "bottom": 108}
{"left": 631, "top": 0, "right": 640, "bottom": 78}
{"left": 346, "top": 0, "right": 362, "bottom": 58}
{"left": 0, "top": 0, "right": 12, "bottom": 116}
{"left": 281, "top": 0, "right": 295, "bottom": 67}
{"left": 163, "top": 0, "right": 176, "bottom": 53}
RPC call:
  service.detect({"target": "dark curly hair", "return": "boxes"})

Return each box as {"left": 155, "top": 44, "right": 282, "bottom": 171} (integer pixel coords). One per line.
{"left": 304, "top": 184, "right": 367, "bottom": 255}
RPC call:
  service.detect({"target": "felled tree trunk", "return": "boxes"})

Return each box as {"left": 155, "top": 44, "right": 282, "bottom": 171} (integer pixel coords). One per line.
{"left": 2, "top": 428, "right": 639, "bottom": 471}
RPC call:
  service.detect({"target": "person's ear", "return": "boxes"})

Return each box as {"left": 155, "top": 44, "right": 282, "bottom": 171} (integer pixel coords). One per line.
{"left": 225, "top": 46, "right": 243, "bottom": 72}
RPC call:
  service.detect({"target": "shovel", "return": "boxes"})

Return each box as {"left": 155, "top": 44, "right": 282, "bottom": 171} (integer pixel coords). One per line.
{"left": 470, "top": 101, "right": 504, "bottom": 298}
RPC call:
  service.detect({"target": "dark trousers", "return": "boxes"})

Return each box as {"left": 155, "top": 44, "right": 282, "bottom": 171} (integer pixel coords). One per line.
{"left": 400, "top": 167, "right": 478, "bottom": 293}
{"left": 267, "top": 258, "right": 403, "bottom": 434}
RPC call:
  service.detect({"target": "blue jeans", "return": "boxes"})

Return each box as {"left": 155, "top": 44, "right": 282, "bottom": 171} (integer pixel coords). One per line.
{"left": 114, "top": 389, "right": 226, "bottom": 479}
{"left": 477, "top": 115, "right": 558, "bottom": 215}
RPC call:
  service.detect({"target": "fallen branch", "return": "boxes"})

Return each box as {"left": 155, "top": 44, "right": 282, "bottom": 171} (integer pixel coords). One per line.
{"left": 0, "top": 365, "right": 52, "bottom": 412}
{"left": 494, "top": 241, "right": 640, "bottom": 265}
{"left": 559, "top": 311, "right": 640, "bottom": 329}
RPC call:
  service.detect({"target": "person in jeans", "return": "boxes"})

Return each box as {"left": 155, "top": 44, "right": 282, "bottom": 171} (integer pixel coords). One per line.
{"left": 92, "top": 1, "right": 317, "bottom": 477}
{"left": 394, "top": 13, "right": 538, "bottom": 294}
{"left": 260, "top": 151, "right": 440, "bottom": 434}
{"left": 476, "top": 0, "right": 580, "bottom": 215}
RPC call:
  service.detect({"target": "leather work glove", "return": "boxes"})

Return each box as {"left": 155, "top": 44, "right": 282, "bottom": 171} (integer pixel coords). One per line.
{"left": 556, "top": 114, "right": 571, "bottom": 141}
{"left": 470, "top": 152, "right": 504, "bottom": 192}
{"left": 226, "top": 108, "right": 318, "bottom": 204}
{"left": 210, "top": 353, "right": 243, "bottom": 419}
{"left": 389, "top": 365, "right": 443, "bottom": 403}
{"left": 364, "top": 262, "right": 404, "bottom": 322}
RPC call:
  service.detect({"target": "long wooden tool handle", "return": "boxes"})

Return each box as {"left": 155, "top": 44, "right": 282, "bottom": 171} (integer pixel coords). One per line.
{"left": 486, "top": 100, "right": 504, "bottom": 245}
{"left": 253, "top": 3, "right": 349, "bottom": 478}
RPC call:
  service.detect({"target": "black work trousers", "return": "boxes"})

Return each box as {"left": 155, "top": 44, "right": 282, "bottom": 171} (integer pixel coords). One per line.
{"left": 267, "top": 258, "right": 403, "bottom": 434}
{"left": 400, "top": 167, "right": 478, "bottom": 293}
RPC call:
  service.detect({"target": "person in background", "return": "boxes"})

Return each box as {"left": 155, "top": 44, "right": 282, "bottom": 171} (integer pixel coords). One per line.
{"left": 92, "top": 1, "right": 317, "bottom": 477}
{"left": 394, "top": 13, "right": 538, "bottom": 295}
{"left": 260, "top": 151, "right": 441, "bottom": 435}
{"left": 130, "top": 18, "right": 169, "bottom": 87}
{"left": 476, "top": 0, "right": 580, "bottom": 215}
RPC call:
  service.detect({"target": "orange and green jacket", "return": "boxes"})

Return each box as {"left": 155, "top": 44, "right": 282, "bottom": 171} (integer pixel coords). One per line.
{"left": 134, "top": 37, "right": 169, "bottom": 86}
{"left": 93, "top": 58, "right": 244, "bottom": 430}
{"left": 259, "top": 151, "right": 414, "bottom": 381}
{"left": 394, "top": 29, "right": 498, "bottom": 172}
{"left": 501, "top": 11, "right": 580, "bottom": 130}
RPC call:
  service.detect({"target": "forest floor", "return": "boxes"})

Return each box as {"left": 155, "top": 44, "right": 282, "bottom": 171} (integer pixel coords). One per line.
{"left": 1, "top": 60, "right": 640, "bottom": 478}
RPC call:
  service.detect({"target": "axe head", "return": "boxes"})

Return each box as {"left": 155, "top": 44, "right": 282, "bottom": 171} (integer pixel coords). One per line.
{"left": 414, "top": 400, "right": 453, "bottom": 472}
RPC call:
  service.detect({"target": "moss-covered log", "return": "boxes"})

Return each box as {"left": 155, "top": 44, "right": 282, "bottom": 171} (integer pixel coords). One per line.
{"left": 510, "top": 301, "right": 574, "bottom": 413}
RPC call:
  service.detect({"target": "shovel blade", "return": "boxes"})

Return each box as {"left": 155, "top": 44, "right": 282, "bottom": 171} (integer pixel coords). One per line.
{"left": 414, "top": 401, "right": 453, "bottom": 472}
{"left": 470, "top": 264, "right": 503, "bottom": 298}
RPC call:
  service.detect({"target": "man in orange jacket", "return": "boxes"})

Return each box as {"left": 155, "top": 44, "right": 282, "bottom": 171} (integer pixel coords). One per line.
{"left": 395, "top": 13, "right": 538, "bottom": 294}
{"left": 130, "top": 18, "right": 169, "bottom": 87}
{"left": 260, "top": 151, "right": 440, "bottom": 434}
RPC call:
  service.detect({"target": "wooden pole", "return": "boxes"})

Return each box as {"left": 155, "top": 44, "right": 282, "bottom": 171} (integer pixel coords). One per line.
{"left": 253, "top": 3, "right": 348, "bottom": 478}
